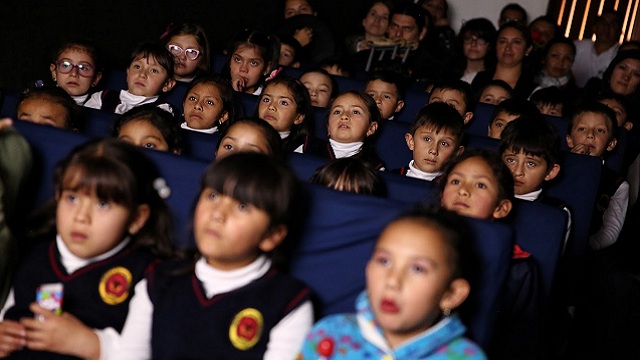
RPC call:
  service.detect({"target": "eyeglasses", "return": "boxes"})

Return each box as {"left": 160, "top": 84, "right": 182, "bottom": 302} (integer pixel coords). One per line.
{"left": 167, "top": 44, "right": 201, "bottom": 61}
{"left": 54, "top": 60, "right": 95, "bottom": 77}
{"left": 463, "top": 36, "right": 488, "bottom": 46}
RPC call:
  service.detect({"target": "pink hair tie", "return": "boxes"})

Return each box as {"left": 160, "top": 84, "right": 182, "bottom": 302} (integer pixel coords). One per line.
{"left": 265, "top": 67, "right": 283, "bottom": 82}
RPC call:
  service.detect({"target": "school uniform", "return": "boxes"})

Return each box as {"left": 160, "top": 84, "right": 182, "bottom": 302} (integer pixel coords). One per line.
{"left": 393, "top": 160, "right": 441, "bottom": 181}
{"left": 180, "top": 122, "right": 219, "bottom": 134}
{"left": 308, "top": 139, "right": 386, "bottom": 170}
{"left": 84, "top": 90, "right": 175, "bottom": 115}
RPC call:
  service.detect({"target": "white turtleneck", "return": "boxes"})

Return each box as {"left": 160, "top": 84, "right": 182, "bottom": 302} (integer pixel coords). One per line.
{"left": 84, "top": 90, "right": 160, "bottom": 115}
{"left": 180, "top": 122, "right": 218, "bottom": 134}
{"left": 405, "top": 160, "right": 441, "bottom": 181}
{"left": 329, "top": 139, "right": 363, "bottom": 158}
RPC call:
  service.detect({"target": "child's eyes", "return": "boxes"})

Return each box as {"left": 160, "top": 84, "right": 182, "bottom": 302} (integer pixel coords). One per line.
{"left": 133, "top": 64, "right": 141, "bottom": 69}
{"left": 64, "top": 192, "right": 78, "bottom": 203}
{"left": 423, "top": 136, "right": 431, "bottom": 142}
{"left": 411, "top": 264, "right": 427, "bottom": 274}
{"left": 373, "top": 254, "right": 391, "bottom": 266}
{"left": 279, "top": 100, "right": 289, "bottom": 106}
{"left": 143, "top": 143, "right": 156, "bottom": 149}
{"left": 236, "top": 202, "right": 249, "bottom": 212}
{"left": 527, "top": 161, "right": 537, "bottom": 167}
{"left": 384, "top": 95, "right": 392, "bottom": 100}
{"left": 262, "top": 97, "right": 271, "bottom": 103}
{"left": 233, "top": 56, "right": 241, "bottom": 63}
{"left": 505, "top": 157, "right": 515, "bottom": 163}
{"left": 206, "top": 190, "right": 220, "bottom": 201}
{"left": 189, "top": 96, "right": 197, "bottom": 102}
{"left": 476, "top": 182, "right": 487, "bottom": 189}
{"left": 495, "top": 123, "right": 504, "bottom": 128}
{"left": 332, "top": 109, "right": 342, "bottom": 115}
{"left": 576, "top": 127, "right": 586, "bottom": 132}
{"left": 352, "top": 109, "right": 361, "bottom": 115}
{"left": 223, "top": 144, "right": 233, "bottom": 150}
{"left": 97, "top": 199, "right": 111, "bottom": 209}
{"left": 440, "top": 141, "right": 450, "bottom": 147}
{"left": 449, "top": 178, "right": 460, "bottom": 185}
{"left": 206, "top": 100, "right": 214, "bottom": 106}
{"left": 596, "top": 128, "right": 606, "bottom": 133}
{"left": 250, "top": 60, "right": 259, "bottom": 66}
{"left": 151, "top": 68, "right": 160, "bottom": 74}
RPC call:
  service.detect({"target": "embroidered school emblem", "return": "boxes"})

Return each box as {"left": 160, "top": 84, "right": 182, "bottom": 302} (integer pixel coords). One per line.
{"left": 98, "top": 267, "right": 132, "bottom": 305}
{"left": 229, "top": 308, "right": 263, "bottom": 350}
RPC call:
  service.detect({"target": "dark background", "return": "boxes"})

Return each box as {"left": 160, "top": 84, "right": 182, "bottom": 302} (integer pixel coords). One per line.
{"left": 0, "top": 0, "right": 370, "bottom": 91}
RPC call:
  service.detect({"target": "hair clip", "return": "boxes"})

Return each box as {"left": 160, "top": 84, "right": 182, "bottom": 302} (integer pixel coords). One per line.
{"left": 265, "top": 67, "right": 283, "bottom": 82}
{"left": 153, "top": 178, "right": 172, "bottom": 199}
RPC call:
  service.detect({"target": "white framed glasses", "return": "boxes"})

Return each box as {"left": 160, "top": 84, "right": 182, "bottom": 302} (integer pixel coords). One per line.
{"left": 167, "top": 44, "right": 201, "bottom": 61}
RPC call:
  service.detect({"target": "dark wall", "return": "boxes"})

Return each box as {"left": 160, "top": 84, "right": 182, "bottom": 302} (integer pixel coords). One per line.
{"left": 0, "top": 0, "right": 369, "bottom": 91}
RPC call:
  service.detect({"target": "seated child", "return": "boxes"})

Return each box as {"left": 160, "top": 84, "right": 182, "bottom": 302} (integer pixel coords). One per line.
{"left": 529, "top": 86, "right": 566, "bottom": 117}
{"left": 487, "top": 98, "right": 540, "bottom": 139}
{"left": 428, "top": 79, "right": 475, "bottom": 124}
{"left": 307, "top": 90, "right": 385, "bottom": 170}
{"left": 256, "top": 74, "right": 315, "bottom": 153}
{"left": 364, "top": 70, "right": 406, "bottom": 121}
{"left": 310, "top": 157, "right": 386, "bottom": 196}
{"left": 478, "top": 80, "right": 513, "bottom": 105}
{"left": 181, "top": 75, "right": 235, "bottom": 134}
{"left": 161, "top": 23, "right": 211, "bottom": 83}
{"left": 113, "top": 104, "right": 183, "bottom": 154}
{"left": 566, "top": 102, "right": 629, "bottom": 250}
{"left": 298, "top": 206, "right": 486, "bottom": 359}
{"left": 597, "top": 93, "right": 634, "bottom": 131}
{"left": 278, "top": 34, "right": 302, "bottom": 68}
{"left": 223, "top": 29, "right": 280, "bottom": 95}
{"left": 299, "top": 68, "right": 337, "bottom": 108}
{"left": 49, "top": 39, "right": 103, "bottom": 105}
{"left": 215, "top": 117, "right": 284, "bottom": 161}
{"left": 396, "top": 102, "right": 464, "bottom": 181}
{"left": 112, "top": 152, "right": 313, "bottom": 359}
{"left": 84, "top": 42, "right": 176, "bottom": 115}
{"left": 16, "top": 86, "right": 80, "bottom": 129}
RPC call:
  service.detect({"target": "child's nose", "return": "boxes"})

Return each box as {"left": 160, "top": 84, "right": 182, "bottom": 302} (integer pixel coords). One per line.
{"left": 384, "top": 267, "right": 402, "bottom": 288}
{"left": 73, "top": 202, "right": 91, "bottom": 223}
{"left": 457, "top": 184, "right": 470, "bottom": 196}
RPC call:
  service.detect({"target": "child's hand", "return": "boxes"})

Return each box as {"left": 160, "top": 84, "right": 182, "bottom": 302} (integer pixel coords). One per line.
{"left": 20, "top": 303, "right": 99, "bottom": 359}
{"left": 569, "top": 143, "right": 593, "bottom": 155}
{"left": 294, "top": 27, "right": 314, "bottom": 47}
{"left": 231, "top": 76, "right": 246, "bottom": 92}
{"left": 0, "top": 118, "right": 13, "bottom": 131}
{"left": 0, "top": 320, "right": 26, "bottom": 358}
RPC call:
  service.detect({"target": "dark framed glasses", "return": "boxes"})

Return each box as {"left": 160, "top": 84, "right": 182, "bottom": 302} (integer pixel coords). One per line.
{"left": 167, "top": 44, "right": 201, "bottom": 61}
{"left": 54, "top": 60, "right": 95, "bottom": 77}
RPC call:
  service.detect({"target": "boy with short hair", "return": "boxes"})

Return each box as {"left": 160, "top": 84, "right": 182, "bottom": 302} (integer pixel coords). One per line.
{"left": 428, "top": 79, "right": 475, "bottom": 124}
{"left": 487, "top": 98, "right": 541, "bottom": 139}
{"left": 395, "top": 102, "right": 464, "bottom": 181}
{"left": 529, "top": 86, "right": 566, "bottom": 117}
{"left": 566, "top": 102, "right": 628, "bottom": 250}
{"left": 364, "top": 70, "right": 406, "bottom": 121}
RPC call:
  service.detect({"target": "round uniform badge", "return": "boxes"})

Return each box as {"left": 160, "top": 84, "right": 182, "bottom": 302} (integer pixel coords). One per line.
{"left": 229, "top": 308, "right": 264, "bottom": 350}
{"left": 98, "top": 267, "right": 132, "bottom": 305}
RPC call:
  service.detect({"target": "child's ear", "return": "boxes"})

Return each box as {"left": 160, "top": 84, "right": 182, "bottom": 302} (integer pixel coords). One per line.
{"left": 463, "top": 112, "right": 473, "bottom": 125}
{"left": 293, "top": 113, "right": 305, "bottom": 125}
{"left": 492, "top": 199, "right": 512, "bottom": 219}
{"left": 292, "top": 61, "right": 301, "bottom": 69}
{"left": 624, "top": 121, "right": 634, "bottom": 131}
{"left": 439, "top": 278, "right": 471, "bottom": 313}
{"left": 128, "top": 204, "right": 151, "bottom": 235}
{"left": 219, "top": 111, "right": 230, "bottom": 124}
{"left": 405, "top": 133, "right": 415, "bottom": 150}
{"left": 162, "top": 78, "right": 176, "bottom": 93}
{"left": 258, "top": 225, "right": 288, "bottom": 253}
{"left": 394, "top": 100, "right": 405, "bottom": 114}
{"left": 91, "top": 71, "right": 103, "bottom": 88}
{"left": 544, "top": 163, "right": 561, "bottom": 181}
{"left": 366, "top": 122, "right": 379, "bottom": 137}
{"left": 456, "top": 145, "right": 464, "bottom": 156}
{"left": 606, "top": 137, "right": 618, "bottom": 152}
{"left": 565, "top": 134, "right": 574, "bottom": 149}
{"left": 50, "top": 63, "right": 57, "bottom": 81}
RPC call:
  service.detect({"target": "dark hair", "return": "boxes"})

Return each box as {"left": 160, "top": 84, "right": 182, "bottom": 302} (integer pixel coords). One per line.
{"left": 113, "top": 104, "right": 184, "bottom": 154}
{"left": 216, "top": 117, "right": 284, "bottom": 161}
{"left": 329, "top": 90, "right": 381, "bottom": 126}
{"left": 300, "top": 68, "right": 339, "bottom": 99}
{"left": 184, "top": 75, "right": 237, "bottom": 131}
{"left": 569, "top": 102, "right": 618, "bottom": 141}
{"left": 478, "top": 80, "right": 514, "bottom": 102}
{"left": 489, "top": 98, "right": 540, "bottom": 126}
{"left": 223, "top": 29, "right": 280, "bottom": 85}
{"left": 17, "top": 86, "right": 80, "bottom": 129}
{"left": 53, "top": 38, "right": 102, "bottom": 72}
{"left": 529, "top": 86, "right": 567, "bottom": 116}
{"left": 499, "top": 116, "right": 561, "bottom": 170}
{"left": 500, "top": 3, "right": 528, "bottom": 25}
{"left": 440, "top": 148, "right": 515, "bottom": 203}
{"left": 529, "top": 15, "right": 560, "bottom": 38}
{"left": 597, "top": 8, "right": 623, "bottom": 33}
{"left": 310, "top": 158, "right": 386, "bottom": 196}
{"left": 366, "top": 70, "right": 408, "bottom": 100}
{"left": 54, "top": 138, "right": 174, "bottom": 257}
{"left": 595, "top": 92, "right": 631, "bottom": 125}
{"left": 620, "top": 40, "right": 640, "bottom": 52}
{"left": 161, "top": 22, "right": 211, "bottom": 74}
{"left": 411, "top": 102, "right": 464, "bottom": 147}
{"left": 319, "top": 54, "right": 356, "bottom": 78}
{"left": 602, "top": 49, "right": 640, "bottom": 96}
{"left": 390, "top": 2, "right": 429, "bottom": 32}
{"left": 431, "top": 79, "right": 476, "bottom": 113}
{"left": 130, "top": 42, "right": 175, "bottom": 79}
{"left": 497, "top": 21, "right": 533, "bottom": 49}
{"left": 277, "top": 33, "right": 302, "bottom": 63}
{"left": 542, "top": 36, "right": 576, "bottom": 60}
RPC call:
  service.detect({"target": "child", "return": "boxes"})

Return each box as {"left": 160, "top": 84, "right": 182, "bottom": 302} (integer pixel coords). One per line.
{"left": 299, "top": 68, "right": 337, "bottom": 108}
{"left": 364, "top": 70, "right": 406, "bottom": 121}
{"left": 298, "top": 206, "right": 486, "bottom": 359}
{"left": 310, "top": 157, "right": 386, "bottom": 196}
{"left": 397, "top": 102, "right": 464, "bottom": 181}
{"left": 428, "top": 79, "right": 475, "bottom": 124}
{"left": 0, "top": 138, "right": 173, "bottom": 359}
{"left": 113, "top": 104, "right": 184, "bottom": 154}
{"left": 215, "top": 117, "right": 284, "bottom": 161}
{"left": 181, "top": 75, "right": 235, "bottom": 134}
{"left": 308, "top": 90, "right": 385, "bottom": 170}
{"left": 16, "top": 86, "right": 80, "bottom": 129}
{"left": 161, "top": 23, "right": 211, "bottom": 83}
{"left": 112, "top": 152, "right": 313, "bottom": 359}
{"left": 49, "top": 39, "right": 103, "bottom": 105}
{"left": 477, "top": 80, "right": 513, "bottom": 105}
{"left": 257, "top": 74, "right": 314, "bottom": 152}
{"left": 278, "top": 34, "right": 302, "bottom": 68}
{"left": 529, "top": 86, "right": 566, "bottom": 117}
{"left": 84, "top": 42, "right": 176, "bottom": 115}
{"left": 223, "top": 29, "right": 280, "bottom": 95}
{"left": 597, "top": 93, "right": 634, "bottom": 131}
{"left": 566, "top": 103, "right": 629, "bottom": 250}
{"left": 487, "top": 98, "right": 540, "bottom": 139}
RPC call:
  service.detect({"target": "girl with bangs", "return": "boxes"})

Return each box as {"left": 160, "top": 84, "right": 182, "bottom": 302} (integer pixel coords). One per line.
{"left": 0, "top": 139, "right": 173, "bottom": 359}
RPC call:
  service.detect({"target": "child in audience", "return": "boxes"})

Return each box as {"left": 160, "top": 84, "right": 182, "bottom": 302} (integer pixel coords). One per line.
{"left": 113, "top": 152, "right": 313, "bottom": 359}
{"left": 364, "top": 70, "right": 406, "bottom": 121}
{"left": 427, "top": 79, "right": 475, "bottom": 124}
{"left": 310, "top": 158, "right": 386, "bottom": 196}
{"left": 487, "top": 98, "right": 541, "bottom": 139}
{"left": 113, "top": 104, "right": 184, "bottom": 154}
{"left": 181, "top": 75, "right": 235, "bottom": 134}
{"left": 257, "top": 74, "right": 314, "bottom": 152}
{"left": 85, "top": 42, "right": 176, "bottom": 114}
{"left": 308, "top": 90, "right": 385, "bottom": 170}
{"left": 298, "top": 206, "right": 486, "bottom": 359}
{"left": 0, "top": 138, "right": 173, "bottom": 359}
{"left": 478, "top": 80, "right": 513, "bottom": 105}
{"left": 299, "top": 68, "right": 337, "bottom": 108}
{"left": 396, "top": 102, "right": 464, "bottom": 181}
{"left": 215, "top": 117, "right": 284, "bottom": 161}
{"left": 16, "top": 86, "right": 80, "bottom": 129}
{"left": 161, "top": 23, "right": 211, "bottom": 83}
{"left": 278, "top": 34, "right": 301, "bottom": 68}
{"left": 597, "top": 93, "right": 634, "bottom": 131}
{"left": 49, "top": 39, "right": 103, "bottom": 105}
{"left": 223, "top": 29, "right": 280, "bottom": 95}
{"left": 566, "top": 102, "right": 629, "bottom": 250}
{"left": 529, "top": 86, "right": 566, "bottom": 117}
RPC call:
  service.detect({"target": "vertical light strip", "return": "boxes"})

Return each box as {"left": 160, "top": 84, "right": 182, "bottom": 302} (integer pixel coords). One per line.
{"left": 598, "top": 0, "right": 606, "bottom": 14}
{"left": 614, "top": 0, "right": 620, "bottom": 10}
{"left": 580, "top": 0, "right": 592, "bottom": 40}
{"left": 621, "top": 0, "right": 633, "bottom": 42}
{"left": 628, "top": 0, "right": 639, "bottom": 41}
{"left": 567, "top": 0, "right": 577, "bottom": 38}
{"left": 558, "top": 0, "right": 567, "bottom": 26}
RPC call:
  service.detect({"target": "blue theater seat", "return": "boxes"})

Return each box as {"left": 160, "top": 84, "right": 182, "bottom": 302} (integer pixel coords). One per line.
{"left": 394, "top": 89, "right": 429, "bottom": 124}
{"left": 1, "top": 88, "right": 19, "bottom": 118}
{"left": 81, "top": 108, "right": 118, "bottom": 137}
{"left": 181, "top": 130, "right": 220, "bottom": 161}
{"left": 374, "top": 120, "right": 413, "bottom": 170}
